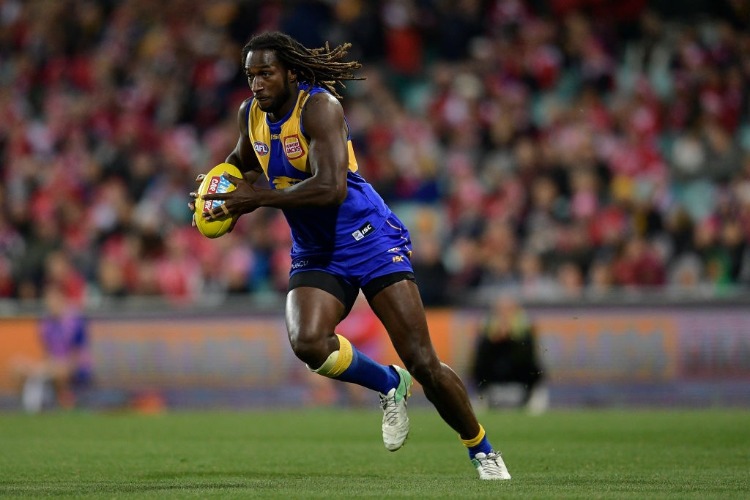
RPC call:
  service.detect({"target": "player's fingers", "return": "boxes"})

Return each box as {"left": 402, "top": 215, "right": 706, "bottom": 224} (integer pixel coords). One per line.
{"left": 200, "top": 192, "right": 226, "bottom": 202}
{"left": 188, "top": 191, "right": 199, "bottom": 213}
{"left": 191, "top": 213, "right": 196, "bottom": 227}
{"left": 222, "top": 171, "right": 242, "bottom": 185}
{"left": 203, "top": 204, "right": 230, "bottom": 220}
{"left": 195, "top": 174, "right": 206, "bottom": 183}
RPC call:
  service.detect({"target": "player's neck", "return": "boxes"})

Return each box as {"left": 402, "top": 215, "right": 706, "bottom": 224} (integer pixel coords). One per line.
{"left": 268, "top": 86, "right": 299, "bottom": 123}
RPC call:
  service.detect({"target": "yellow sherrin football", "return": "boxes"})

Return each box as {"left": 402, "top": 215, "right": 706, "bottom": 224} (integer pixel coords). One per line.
{"left": 194, "top": 163, "right": 242, "bottom": 239}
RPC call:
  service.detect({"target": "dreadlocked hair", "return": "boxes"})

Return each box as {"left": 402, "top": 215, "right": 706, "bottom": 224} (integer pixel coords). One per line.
{"left": 242, "top": 31, "right": 363, "bottom": 99}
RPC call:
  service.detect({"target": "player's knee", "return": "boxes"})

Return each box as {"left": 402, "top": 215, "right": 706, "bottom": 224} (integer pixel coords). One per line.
{"left": 289, "top": 331, "right": 330, "bottom": 368}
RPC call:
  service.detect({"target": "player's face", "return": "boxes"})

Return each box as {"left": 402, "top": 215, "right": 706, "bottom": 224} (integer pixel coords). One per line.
{"left": 245, "top": 49, "right": 295, "bottom": 118}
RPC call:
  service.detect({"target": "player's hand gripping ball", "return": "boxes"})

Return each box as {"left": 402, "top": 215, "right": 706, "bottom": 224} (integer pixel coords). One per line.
{"left": 194, "top": 163, "right": 242, "bottom": 239}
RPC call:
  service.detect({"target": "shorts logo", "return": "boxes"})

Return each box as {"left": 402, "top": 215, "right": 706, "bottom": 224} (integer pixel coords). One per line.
{"left": 283, "top": 135, "right": 305, "bottom": 160}
{"left": 351, "top": 222, "right": 374, "bottom": 241}
{"left": 392, "top": 255, "right": 405, "bottom": 263}
{"left": 253, "top": 141, "right": 270, "bottom": 156}
{"left": 291, "top": 259, "right": 308, "bottom": 270}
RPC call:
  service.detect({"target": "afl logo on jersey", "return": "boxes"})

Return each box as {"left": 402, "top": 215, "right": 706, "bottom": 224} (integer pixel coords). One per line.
{"left": 283, "top": 135, "right": 305, "bottom": 160}
{"left": 253, "top": 141, "right": 269, "bottom": 156}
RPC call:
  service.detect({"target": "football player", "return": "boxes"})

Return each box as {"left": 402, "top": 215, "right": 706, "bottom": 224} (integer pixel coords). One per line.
{"left": 192, "top": 31, "right": 510, "bottom": 480}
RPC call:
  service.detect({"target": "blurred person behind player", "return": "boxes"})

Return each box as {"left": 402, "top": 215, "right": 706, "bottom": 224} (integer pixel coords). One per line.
{"left": 472, "top": 294, "right": 548, "bottom": 414}
{"left": 191, "top": 31, "right": 510, "bottom": 480}
{"left": 11, "top": 282, "right": 92, "bottom": 413}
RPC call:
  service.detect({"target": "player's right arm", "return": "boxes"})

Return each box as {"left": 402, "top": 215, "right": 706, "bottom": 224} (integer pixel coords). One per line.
{"left": 226, "top": 98, "right": 263, "bottom": 185}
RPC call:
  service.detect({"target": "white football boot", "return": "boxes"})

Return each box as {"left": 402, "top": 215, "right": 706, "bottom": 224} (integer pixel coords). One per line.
{"left": 472, "top": 451, "right": 512, "bottom": 480}
{"left": 379, "top": 365, "right": 412, "bottom": 451}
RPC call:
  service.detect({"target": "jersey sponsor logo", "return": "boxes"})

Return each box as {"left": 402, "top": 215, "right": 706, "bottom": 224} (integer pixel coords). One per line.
{"left": 253, "top": 141, "right": 270, "bottom": 156}
{"left": 283, "top": 135, "right": 305, "bottom": 160}
{"left": 351, "top": 221, "right": 374, "bottom": 241}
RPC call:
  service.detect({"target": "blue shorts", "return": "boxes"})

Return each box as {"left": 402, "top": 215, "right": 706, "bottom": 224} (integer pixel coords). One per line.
{"left": 289, "top": 213, "right": 415, "bottom": 315}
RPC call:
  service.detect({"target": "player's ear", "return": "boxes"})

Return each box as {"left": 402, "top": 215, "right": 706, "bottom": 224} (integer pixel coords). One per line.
{"left": 288, "top": 69, "right": 297, "bottom": 83}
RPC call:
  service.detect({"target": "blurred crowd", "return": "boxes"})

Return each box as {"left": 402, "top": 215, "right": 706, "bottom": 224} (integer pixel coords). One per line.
{"left": 1, "top": 0, "right": 749, "bottom": 308}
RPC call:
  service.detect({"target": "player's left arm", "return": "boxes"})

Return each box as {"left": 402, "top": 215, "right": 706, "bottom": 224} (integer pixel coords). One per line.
{"left": 203, "top": 93, "right": 349, "bottom": 217}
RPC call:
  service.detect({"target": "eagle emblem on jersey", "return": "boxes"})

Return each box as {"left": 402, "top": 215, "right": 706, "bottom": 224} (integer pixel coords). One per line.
{"left": 272, "top": 176, "right": 303, "bottom": 190}
{"left": 283, "top": 135, "right": 305, "bottom": 160}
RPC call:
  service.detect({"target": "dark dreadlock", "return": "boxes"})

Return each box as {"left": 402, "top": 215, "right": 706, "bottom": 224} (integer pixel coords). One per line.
{"left": 241, "top": 31, "right": 363, "bottom": 99}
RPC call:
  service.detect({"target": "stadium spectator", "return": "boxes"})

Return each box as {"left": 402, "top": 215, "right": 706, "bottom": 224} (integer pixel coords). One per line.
{"left": 10, "top": 282, "right": 92, "bottom": 413}
{"left": 0, "top": 0, "right": 748, "bottom": 307}
{"left": 472, "top": 294, "right": 547, "bottom": 414}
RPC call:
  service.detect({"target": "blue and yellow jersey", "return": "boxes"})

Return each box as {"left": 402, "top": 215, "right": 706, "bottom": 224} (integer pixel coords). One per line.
{"left": 247, "top": 83, "right": 390, "bottom": 256}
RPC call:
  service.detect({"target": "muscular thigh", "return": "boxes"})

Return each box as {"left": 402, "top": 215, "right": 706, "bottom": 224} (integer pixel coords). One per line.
{"left": 366, "top": 279, "right": 439, "bottom": 367}
{"left": 286, "top": 286, "right": 345, "bottom": 343}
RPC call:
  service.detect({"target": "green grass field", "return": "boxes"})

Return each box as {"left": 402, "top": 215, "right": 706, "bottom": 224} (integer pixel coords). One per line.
{"left": 0, "top": 408, "right": 748, "bottom": 498}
